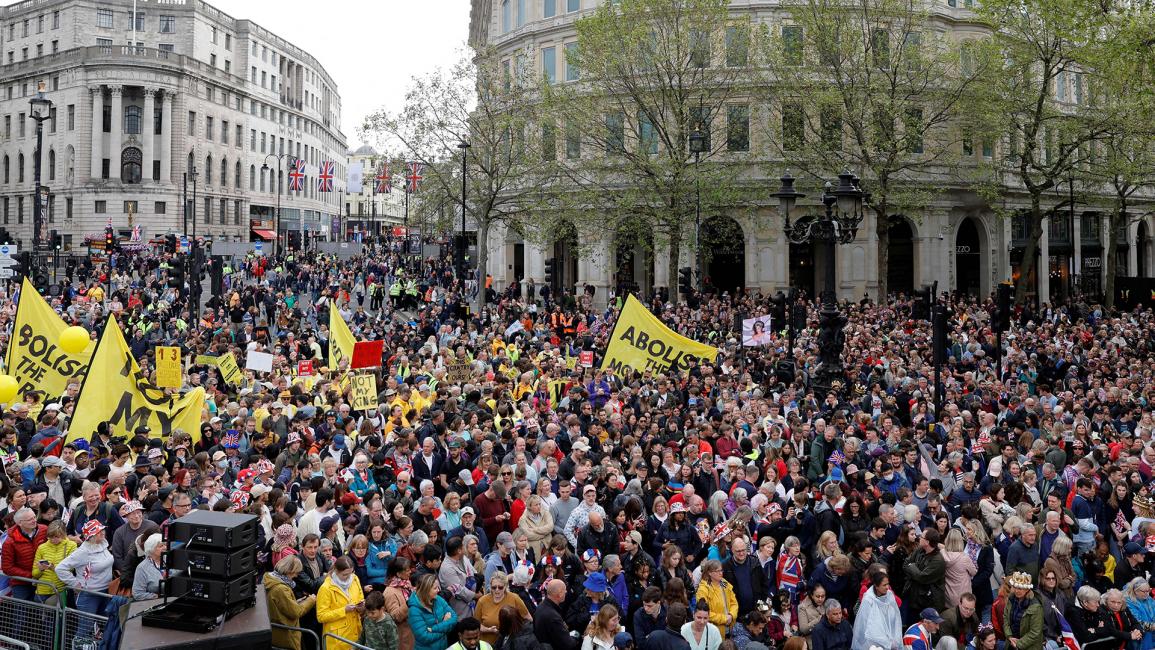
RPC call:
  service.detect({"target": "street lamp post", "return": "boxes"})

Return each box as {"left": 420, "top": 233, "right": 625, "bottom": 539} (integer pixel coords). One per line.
{"left": 457, "top": 141, "right": 470, "bottom": 282}
{"left": 773, "top": 170, "right": 866, "bottom": 398}
{"left": 29, "top": 82, "right": 52, "bottom": 281}
{"left": 688, "top": 124, "right": 706, "bottom": 291}
{"left": 191, "top": 164, "right": 199, "bottom": 240}
{"left": 263, "top": 152, "right": 294, "bottom": 257}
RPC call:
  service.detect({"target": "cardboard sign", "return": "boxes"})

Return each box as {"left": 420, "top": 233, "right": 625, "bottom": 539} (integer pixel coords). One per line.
{"left": 217, "top": 352, "right": 243, "bottom": 386}
{"left": 246, "top": 351, "right": 274, "bottom": 373}
{"left": 351, "top": 340, "right": 384, "bottom": 369}
{"left": 298, "top": 360, "right": 313, "bottom": 377}
{"left": 155, "top": 346, "right": 182, "bottom": 388}
{"left": 350, "top": 373, "right": 378, "bottom": 411}
{"left": 579, "top": 350, "right": 594, "bottom": 368}
{"left": 446, "top": 361, "right": 471, "bottom": 384}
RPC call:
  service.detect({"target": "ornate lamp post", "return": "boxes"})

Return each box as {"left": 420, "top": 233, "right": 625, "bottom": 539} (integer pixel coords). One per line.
{"left": 29, "top": 82, "right": 52, "bottom": 278}
{"left": 772, "top": 170, "right": 867, "bottom": 397}
{"left": 688, "top": 123, "right": 706, "bottom": 289}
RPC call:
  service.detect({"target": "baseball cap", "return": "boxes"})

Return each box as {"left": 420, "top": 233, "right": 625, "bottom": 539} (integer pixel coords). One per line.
{"left": 920, "top": 608, "right": 944, "bottom": 624}
{"left": 613, "top": 632, "right": 633, "bottom": 649}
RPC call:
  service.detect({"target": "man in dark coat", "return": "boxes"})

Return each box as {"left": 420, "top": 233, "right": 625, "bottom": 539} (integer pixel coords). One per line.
{"left": 576, "top": 511, "right": 619, "bottom": 561}
{"left": 722, "top": 537, "right": 768, "bottom": 618}
{"left": 641, "top": 602, "right": 691, "bottom": 650}
{"left": 535, "top": 578, "right": 579, "bottom": 650}
{"left": 903, "top": 529, "right": 948, "bottom": 617}
{"left": 811, "top": 600, "right": 853, "bottom": 650}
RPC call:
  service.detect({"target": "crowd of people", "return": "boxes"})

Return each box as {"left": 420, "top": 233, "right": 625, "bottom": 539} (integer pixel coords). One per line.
{"left": 0, "top": 237, "right": 1153, "bottom": 650}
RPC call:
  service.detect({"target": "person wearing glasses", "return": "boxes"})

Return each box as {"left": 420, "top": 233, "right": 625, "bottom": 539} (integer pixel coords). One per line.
{"left": 475, "top": 570, "right": 531, "bottom": 646}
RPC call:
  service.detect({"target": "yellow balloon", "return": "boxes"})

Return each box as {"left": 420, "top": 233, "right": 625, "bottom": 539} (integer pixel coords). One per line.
{"left": 59, "top": 326, "right": 90, "bottom": 355}
{"left": 0, "top": 375, "right": 17, "bottom": 404}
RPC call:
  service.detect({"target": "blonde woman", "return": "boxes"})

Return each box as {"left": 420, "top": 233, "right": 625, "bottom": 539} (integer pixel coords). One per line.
{"left": 941, "top": 528, "right": 977, "bottom": 608}
{"left": 1042, "top": 534, "right": 1076, "bottom": 601}
{"left": 814, "top": 531, "right": 840, "bottom": 564}
{"left": 694, "top": 559, "right": 738, "bottom": 637}
{"left": 516, "top": 495, "right": 554, "bottom": 558}
{"left": 475, "top": 571, "right": 530, "bottom": 647}
{"left": 581, "top": 603, "right": 621, "bottom": 650}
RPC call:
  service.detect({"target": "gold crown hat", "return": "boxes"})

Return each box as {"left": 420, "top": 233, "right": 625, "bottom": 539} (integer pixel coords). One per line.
{"left": 1007, "top": 572, "right": 1033, "bottom": 590}
{"left": 1135, "top": 493, "right": 1155, "bottom": 514}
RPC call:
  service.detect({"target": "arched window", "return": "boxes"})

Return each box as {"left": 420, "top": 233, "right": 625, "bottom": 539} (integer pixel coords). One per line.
{"left": 249, "top": 164, "right": 255, "bottom": 190}
{"left": 259, "top": 167, "right": 266, "bottom": 192}
{"left": 121, "top": 147, "right": 142, "bottom": 184}
{"left": 18, "top": 153, "right": 24, "bottom": 183}
{"left": 205, "top": 155, "right": 213, "bottom": 185}
{"left": 48, "top": 150, "right": 55, "bottom": 181}
{"left": 235, "top": 161, "right": 242, "bottom": 188}
{"left": 220, "top": 157, "right": 227, "bottom": 188}
{"left": 124, "top": 105, "right": 142, "bottom": 135}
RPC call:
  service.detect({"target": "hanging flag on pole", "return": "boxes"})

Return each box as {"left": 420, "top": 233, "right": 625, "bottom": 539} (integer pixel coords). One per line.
{"left": 317, "top": 161, "right": 335, "bottom": 192}
{"left": 405, "top": 162, "right": 424, "bottom": 193}
{"left": 288, "top": 159, "right": 306, "bottom": 192}
{"left": 376, "top": 164, "right": 392, "bottom": 194}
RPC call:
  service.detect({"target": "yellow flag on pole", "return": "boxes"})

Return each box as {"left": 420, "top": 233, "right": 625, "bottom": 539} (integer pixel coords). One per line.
{"left": 4, "top": 277, "right": 95, "bottom": 399}
{"left": 600, "top": 295, "right": 718, "bottom": 375}
{"left": 66, "top": 316, "right": 205, "bottom": 444}
{"left": 329, "top": 307, "right": 356, "bottom": 370}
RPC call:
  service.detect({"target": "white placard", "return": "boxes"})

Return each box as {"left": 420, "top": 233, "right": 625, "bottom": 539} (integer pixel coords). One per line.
{"left": 245, "top": 351, "right": 274, "bottom": 373}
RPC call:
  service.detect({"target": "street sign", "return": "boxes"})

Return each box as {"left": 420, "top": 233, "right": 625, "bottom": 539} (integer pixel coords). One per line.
{"left": 179, "top": 236, "right": 190, "bottom": 254}
{"left": 254, "top": 241, "right": 264, "bottom": 256}
{"left": 0, "top": 243, "right": 17, "bottom": 268}
{"left": 0, "top": 269, "right": 14, "bottom": 279}
{"left": 0, "top": 243, "right": 18, "bottom": 258}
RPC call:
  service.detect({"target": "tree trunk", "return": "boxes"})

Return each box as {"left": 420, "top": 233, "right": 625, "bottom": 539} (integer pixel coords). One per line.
{"left": 473, "top": 216, "right": 490, "bottom": 315}
{"left": 1104, "top": 201, "right": 1125, "bottom": 310}
{"left": 1014, "top": 196, "right": 1045, "bottom": 305}
{"left": 874, "top": 204, "right": 890, "bottom": 302}
{"left": 668, "top": 227, "right": 681, "bottom": 300}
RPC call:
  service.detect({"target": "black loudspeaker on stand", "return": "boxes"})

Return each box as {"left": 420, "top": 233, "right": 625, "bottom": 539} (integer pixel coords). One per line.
{"left": 142, "top": 511, "right": 261, "bottom": 633}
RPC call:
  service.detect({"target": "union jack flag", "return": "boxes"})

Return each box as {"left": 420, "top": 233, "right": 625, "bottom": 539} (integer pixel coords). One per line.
{"left": 317, "top": 161, "right": 335, "bottom": 193}
{"left": 1054, "top": 606, "right": 1081, "bottom": 650}
{"left": 405, "top": 161, "right": 424, "bottom": 193}
{"left": 902, "top": 623, "right": 931, "bottom": 650}
{"left": 288, "top": 159, "right": 306, "bottom": 192}
{"left": 376, "top": 164, "right": 392, "bottom": 194}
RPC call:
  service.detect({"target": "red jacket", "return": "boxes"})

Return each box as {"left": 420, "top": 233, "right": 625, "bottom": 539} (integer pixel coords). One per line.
{"left": 1, "top": 523, "right": 47, "bottom": 579}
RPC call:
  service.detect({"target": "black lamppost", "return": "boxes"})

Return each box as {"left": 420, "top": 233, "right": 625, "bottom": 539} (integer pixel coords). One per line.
{"left": 773, "top": 170, "right": 866, "bottom": 397}
{"left": 29, "top": 82, "right": 52, "bottom": 278}
{"left": 183, "top": 163, "right": 198, "bottom": 238}
{"left": 263, "top": 152, "right": 293, "bottom": 256}
{"left": 457, "top": 141, "right": 470, "bottom": 281}
{"left": 688, "top": 123, "right": 706, "bottom": 290}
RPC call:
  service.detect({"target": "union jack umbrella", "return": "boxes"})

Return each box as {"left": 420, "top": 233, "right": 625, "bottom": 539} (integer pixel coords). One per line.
{"left": 405, "top": 161, "right": 424, "bottom": 193}
{"left": 317, "top": 160, "right": 335, "bottom": 192}
{"left": 376, "top": 164, "right": 392, "bottom": 194}
{"left": 287, "top": 159, "right": 306, "bottom": 192}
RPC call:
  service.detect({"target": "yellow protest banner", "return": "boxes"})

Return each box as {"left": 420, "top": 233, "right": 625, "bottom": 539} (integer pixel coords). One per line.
{"left": 350, "top": 373, "right": 378, "bottom": 411}
{"left": 216, "top": 352, "right": 242, "bottom": 386}
{"left": 601, "top": 295, "right": 719, "bottom": 374}
{"left": 67, "top": 316, "right": 205, "bottom": 444}
{"left": 548, "top": 379, "right": 567, "bottom": 405}
{"left": 329, "top": 307, "right": 356, "bottom": 370}
{"left": 5, "top": 277, "right": 95, "bottom": 398}
{"left": 155, "top": 347, "right": 182, "bottom": 388}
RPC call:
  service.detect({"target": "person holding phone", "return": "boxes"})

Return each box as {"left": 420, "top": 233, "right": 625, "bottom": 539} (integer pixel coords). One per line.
{"left": 31, "top": 520, "right": 74, "bottom": 604}
{"left": 316, "top": 556, "right": 366, "bottom": 650}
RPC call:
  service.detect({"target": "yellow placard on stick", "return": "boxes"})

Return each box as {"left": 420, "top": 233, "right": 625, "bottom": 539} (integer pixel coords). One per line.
{"left": 601, "top": 295, "right": 719, "bottom": 375}
{"left": 217, "top": 352, "right": 242, "bottom": 385}
{"left": 350, "top": 373, "right": 378, "bottom": 411}
{"left": 155, "top": 346, "right": 182, "bottom": 388}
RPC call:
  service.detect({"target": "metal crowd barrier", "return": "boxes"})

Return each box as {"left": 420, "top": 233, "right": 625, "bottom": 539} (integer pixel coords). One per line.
{"left": 0, "top": 577, "right": 64, "bottom": 650}
{"left": 60, "top": 589, "right": 115, "bottom": 650}
{"left": 271, "top": 622, "right": 321, "bottom": 650}
{"left": 322, "top": 632, "right": 374, "bottom": 650}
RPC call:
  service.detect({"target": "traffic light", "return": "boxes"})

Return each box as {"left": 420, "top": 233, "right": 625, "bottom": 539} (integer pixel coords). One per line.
{"left": 0, "top": 228, "right": 13, "bottom": 244}
{"left": 104, "top": 227, "right": 116, "bottom": 252}
{"left": 912, "top": 285, "right": 933, "bottom": 321}
{"left": 167, "top": 258, "right": 185, "bottom": 290}
{"left": 165, "top": 234, "right": 177, "bottom": 254}
{"left": 771, "top": 292, "right": 787, "bottom": 327}
{"left": 11, "top": 251, "right": 30, "bottom": 279}
{"left": 544, "top": 257, "right": 556, "bottom": 289}
{"left": 50, "top": 230, "right": 62, "bottom": 251}
{"left": 678, "top": 267, "right": 693, "bottom": 295}
{"left": 994, "top": 282, "right": 1013, "bottom": 332}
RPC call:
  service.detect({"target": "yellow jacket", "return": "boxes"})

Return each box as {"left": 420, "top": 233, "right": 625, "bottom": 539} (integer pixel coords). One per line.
{"left": 316, "top": 574, "right": 365, "bottom": 650}
{"left": 264, "top": 573, "right": 315, "bottom": 650}
{"left": 32, "top": 539, "right": 77, "bottom": 596}
{"left": 695, "top": 579, "right": 739, "bottom": 637}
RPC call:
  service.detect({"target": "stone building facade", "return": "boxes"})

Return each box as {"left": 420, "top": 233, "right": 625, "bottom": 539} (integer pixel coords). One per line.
{"left": 0, "top": 0, "right": 347, "bottom": 257}
{"left": 469, "top": 0, "right": 1155, "bottom": 305}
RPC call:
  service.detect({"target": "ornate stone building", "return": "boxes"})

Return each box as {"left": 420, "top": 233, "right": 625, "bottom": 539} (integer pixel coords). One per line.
{"left": 0, "top": 0, "right": 347, "bottom": 255}
{"left": 470, "top": 0, "right": 1155, "bottom": 305}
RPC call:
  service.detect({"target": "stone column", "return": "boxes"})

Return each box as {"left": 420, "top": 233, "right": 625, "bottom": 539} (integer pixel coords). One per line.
{"left": 109, "top": 86, "right": 123, "bottom": 181}
{"left": 577, "top": 227, "right": 612, "bottom": 308}
{"left": 653, "top": 241, "right": 670, "bottom": 291}
{"left": 1073, "top": 213, "right": 1082, "bottom": 286}
{"left": 524, "top": 239, "right": 547, "bottom": 301}
{"left": 1128, "top": 220, "right": 1140, "bottom": 276}
{"left": 1038, "top": 216, "right": 1050, "bottom": 305}
{"left": 160, "top": 91, "right": 173, "bottom": 183}
{"left": 142, "top": 88, "right": 155, "bottom": 183}
{"left": 89, "top": 86, "right": 103, "bottom": 180}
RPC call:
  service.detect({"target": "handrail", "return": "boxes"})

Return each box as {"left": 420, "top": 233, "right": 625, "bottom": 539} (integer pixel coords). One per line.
{"left": 0, "top": 633, "right": 30, "bottom": 650}
{"left": 322, "top": 631, "right": 374, "bottom": 650}
{"left": 271, "top": 622, "right": 321, "bottom": 650}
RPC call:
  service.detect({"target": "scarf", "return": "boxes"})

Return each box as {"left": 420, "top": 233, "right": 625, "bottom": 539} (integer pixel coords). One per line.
{"left": 387, "top": 578, "right": 413, "bottom": 599}
{"left": 331, "top": 572, "right": 354, "bottom": 594}
{"left": 270, "top": 571, "right": 297, "bottom": 590}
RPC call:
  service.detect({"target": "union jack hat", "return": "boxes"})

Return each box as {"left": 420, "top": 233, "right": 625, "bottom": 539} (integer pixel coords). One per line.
{"left": 827, "top": 450, "right": 846, "bottom": 466}
{"left": 81, "top": 519, "right": 106, "bottom": 541}
{"left": 236, "top": 468, "right": 257, "bottom": 484}
{"left": 286, "top": 432, "right": 302, "bottom": 445}
{"left": 581, "top": 548, "right": 601, "bottom": 563}
{"left": 541, "top": 555, "right": 564, "bottom": 567}
{"left": 255, "top": 459, "right": 275, "bottom": 475}
{"left": 514, "top": 559, "right": 535, "bottom": 579}
{"left": 768, "top": 503, "right": 783, "bottom": 516}
{"left": 230, "top": 491, "right": 251, "bottom": 510}
{"left": 221, "top": 433, "right": 241, "bottom": 449}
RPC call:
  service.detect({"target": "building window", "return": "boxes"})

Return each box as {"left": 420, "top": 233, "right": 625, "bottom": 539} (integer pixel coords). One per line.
{"left": 502, "top": 0, "right": 511, "bottom": 33}
{"left": 155, "top": 201, "right": 166, "bottom": 214}
{"left": 16, "top": 197, "right": 22, "bottom": 224}
{"left": 235, "top": 161, "right": 241, "bottom": 187}
{"left": 905, "top": 108, "right": 923, "bottom": 153}
{"left": 210, "top": 53, "right": 217, "bottom": 68}
{"left": 205, "top": 155, "right": 213, "bottom": 184}
{"left": 102, "top": 159, "right": 110, "bottom": 178}
{"left": 49, "top": 107, "right": 56, "bottom": 133}
{"left": 52, "top": 41, "right": 58, "bottom": 53}
{"left": 159, "top": 15, "right": 175, "bottom": 33}
{"left": 123, "top": 200, "right": 138, "bottom": 215}
{"left": 544, "top": 0, "right": 556, "bottom": 18}
{"left": 220, "top": 158, "right": 227, "bottom": 187}
{"left": 982, "top": 139, "right": 993, "bottom": 158}
{"left": 158, "top": 44, "right": 174, "bottom": 53}
{"left": 690, "top": 105, "right": 711, "bottom": 151}
{"left": 565, "top": 43, "right": 579, "bottom": 81}
{"left": 17, "top": 153, "right": 24, "bottom": 182}
{"left": 94, "top": 200, "right": 106, "bottom": 213}
{"left": 211, "top": 26, "right": 217, "bottom": 44}
{"left": 121, "top": 147, "right": 142, "bottom": 183}
{"left": 53, "top": 11, "right": 60, "bottom": 29}
{"left": 606, "top": 112, "right": 625, "bottom": 154}
{"left": 97, "top": 8, "right": 113, "bottom": 28}
{"left": 638, "top": 112, "right": 658, "bottom": 154}
{"left": 783, "top": 26, "right": 803, "bottom": 66}
{"left": 234, "top": 200, "right": 242, "bottom": 226}
{"left": 204, "top": 197, "right": 211, "bottom": 224}
{"left": 225, "top": 34, "right": 231, "bottom": 50}
{"left": 2, "top": 198, "right": 7, "bottom": 224}
{"left": 727, "top": 105, "right": 749, "bottom": 151}
{"left": 517, "top": 0, "right": 527, "bottom": 27}
{"left": 22, "top": 20, "right": 28, "bottom": 37}
{"left": 2, "top": 156, "right": 7, "bottom": 183}
{"left": 220, "top": 199, "right": 226, "bottom": 224}
{"left": 222, "top": 120, "right": 229, "bottom": 144}
{"left": 48, "top": 150, "right": 55, "bottom": 180}
{"left": 690, "top": 29, "right": 710, "bottom": 68}
{"left": 124, "top": 105, "right": 141, "bottom": 134}
{"left": 205, "top": 116, "right": 214, "bottom": 141}
{"left": 783, "top": 103, "right": 804, "bottom": 150}
{"left": 133, "top": 11, "right": 144, "bottom": 31}
{"left": 236, "top": 124, "right": 242, "bottom": 147}
{"left": 542, "top": 47, "right": 556, "bottom": 84}
{"left": 568, "top": 0, "right": 579, "bottom": 11}
{"left": 250, "top": 165, "right": 255, "bottom": 190}
{"left": 96, "top": 37, "right": 112, "bottom": 51}
{"left": 188, "top": 111, "right": 196, "bottom": 136}
{"left": 725, "top": 26, "right": 749, "bottom": 67}
{"left": 542, "top": 121, "right": 556, "bottom": 161}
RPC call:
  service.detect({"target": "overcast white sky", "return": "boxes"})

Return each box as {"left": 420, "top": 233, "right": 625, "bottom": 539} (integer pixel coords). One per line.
{"left": 3, "top": 0, "right": 472, "bottom": 150}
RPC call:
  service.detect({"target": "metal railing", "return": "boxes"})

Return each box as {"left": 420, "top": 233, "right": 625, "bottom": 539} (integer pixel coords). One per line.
{"left": 321, "top": 632, "right": 374, "bottom": 650}
{"left": 271, "top": 622, "right": 320, "bottom": 650}
{"left": 0, "top": 634, "right": 31, "bottom": 650}
{"left": 60, "top": 589, "right": 116, "bottom": 650}
{"left": 0, "top": 577, "right": 64, "bottom": 650}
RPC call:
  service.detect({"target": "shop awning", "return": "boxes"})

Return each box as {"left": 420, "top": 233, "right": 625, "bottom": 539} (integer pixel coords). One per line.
{"left": 251, "top": 229, "right": 276, "bottom": 240}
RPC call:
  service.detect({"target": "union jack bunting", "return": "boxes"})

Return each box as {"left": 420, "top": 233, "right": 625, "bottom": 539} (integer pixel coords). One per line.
{"left": 376, "top": 164, "right": 392, "bottom": 194}
{"left": 405, "top": 161, "right": 424, "bottom": 193}
{"left": 288, "top": 159, "right": 306, "bottom": 192}
{"left": 1054, "top": 607, "right": 1081, "bottom": 650}
{"left": 317, "top": 161, "right": 335, "bottom": 192}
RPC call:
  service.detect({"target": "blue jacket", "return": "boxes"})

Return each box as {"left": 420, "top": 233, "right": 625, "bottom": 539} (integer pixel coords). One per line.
{"left": 406, "top": 592, "right": 457, "bottom": 650}
{"left": 366, "top": 539, "right": 391, "bottom": 584}
{"left": 347, "top": 470, "right": 378, "bottom": 499}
